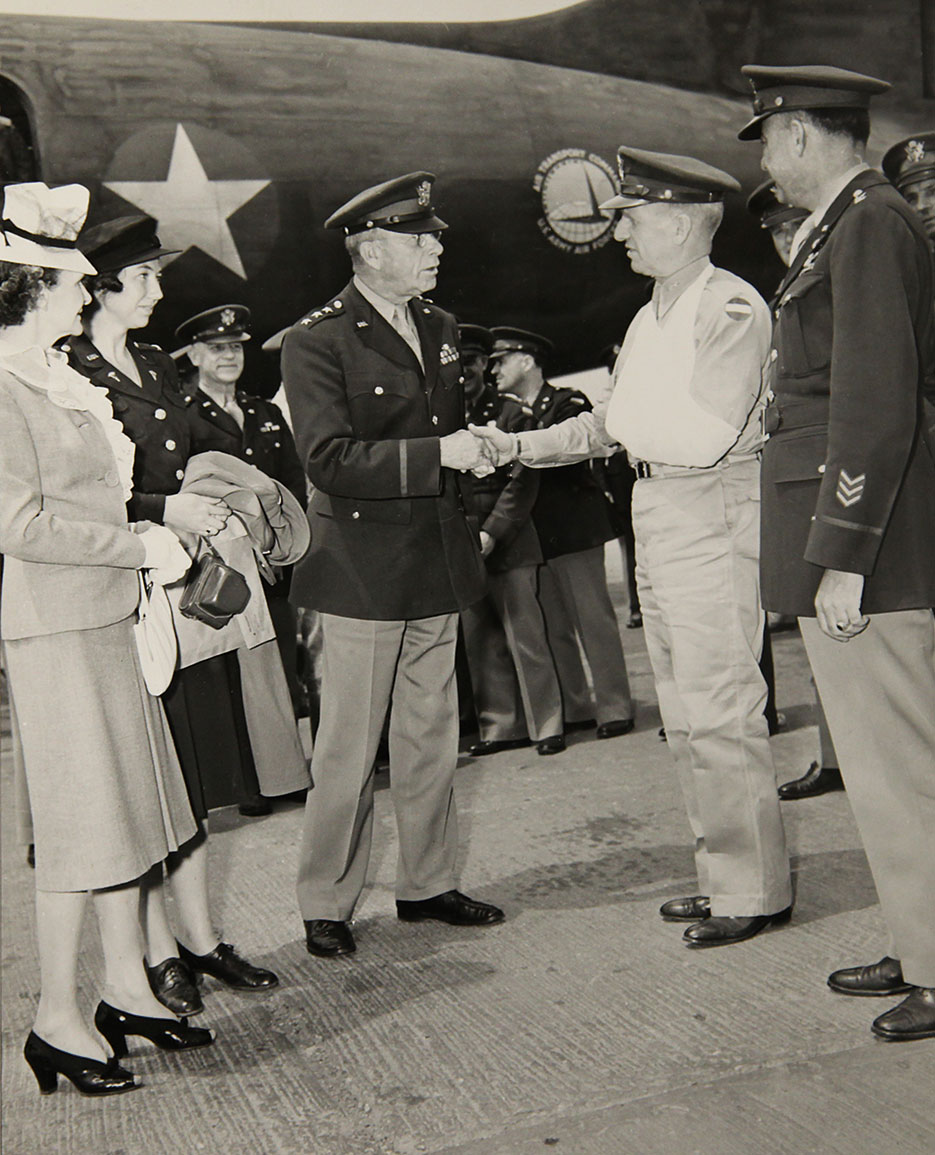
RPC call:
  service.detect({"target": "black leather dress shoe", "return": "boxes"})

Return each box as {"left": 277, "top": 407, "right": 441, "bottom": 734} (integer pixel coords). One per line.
{"left": 871, "top": 988, "right": 935, "bottom": 1041}
{"left": 564, "top": 718, "right": 597, "bottom": 733}
{"left": 596, "top": 718, "right": 635, "bottom": 740}
{"left": 396, "top": 890, "right": 504, "bottom": 926}
{"left": 683, "top": 907, "right": 792, "bottom": 948}
{"left": 178, "top": 941, "right": 279, "bottom": 990}
{"left": 304, "top": 919, "right": 356, "bottom": 957}
{"left": 778, "top": 762, "right": 844, "bottom": 800}
{"left": 536, "top": 735, "right": 566, "bottom": 755}
{"left": 146, "top": 957, "right": 204, "bottom": 1016}
{"left": 238, "top": 794, "right": 273, "bottom": 817}
{"left": 468, "top": 738, "right": 531, "bottom": 756}
{"left": 827, "top": 956, "right": 913, "bottom": 997}
{"left": 659, "top": 895, "right": 711, "bottom": 922}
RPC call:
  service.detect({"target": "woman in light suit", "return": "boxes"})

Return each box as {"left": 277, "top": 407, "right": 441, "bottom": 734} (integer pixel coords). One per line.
{"left": 0, "top": 183, "right": 212, "bottom": 1097}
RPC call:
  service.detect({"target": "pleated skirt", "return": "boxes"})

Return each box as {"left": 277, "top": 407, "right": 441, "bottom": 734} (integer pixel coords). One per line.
{"left": 4, "top": 616, "right": 198, "bottom": 892}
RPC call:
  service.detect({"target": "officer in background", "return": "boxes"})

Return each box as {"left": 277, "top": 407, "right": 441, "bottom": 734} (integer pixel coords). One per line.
{"left": 747, "top": 182, "right": 844, "bottom": 800}
{"left": 281, "top": 172, "right": 503, "bottom": 960}
{"left": 882, "top": 131, "right": 935, "bottom": 245}
{"left": 491, "top": 328, "right": 635, "bottom": 741}
{"left": 740, "top": 64, "right": 935, "bottom": 1039}
{"left": 174, "top": 304, "right": 309, "bottom": 815}
{"left": 472, "top": 148, "right": 792, "bottom": 948}
{"left": 458, "top": 324, "right": 565, "bottom": 757}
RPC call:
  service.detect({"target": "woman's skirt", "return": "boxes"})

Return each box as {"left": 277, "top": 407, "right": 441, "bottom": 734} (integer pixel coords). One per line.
{"left": 4, "top": 616, "right": 197, "bottom": 892}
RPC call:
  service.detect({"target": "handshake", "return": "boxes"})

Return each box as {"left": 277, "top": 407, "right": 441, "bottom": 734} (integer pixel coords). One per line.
{"left": 439, "top": 425, "right": 517, "bottom": 477}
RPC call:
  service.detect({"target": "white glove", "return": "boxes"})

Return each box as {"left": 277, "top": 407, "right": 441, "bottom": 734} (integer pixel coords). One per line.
{"left": 140, "top": 525, "right": 192, "bottom": 586}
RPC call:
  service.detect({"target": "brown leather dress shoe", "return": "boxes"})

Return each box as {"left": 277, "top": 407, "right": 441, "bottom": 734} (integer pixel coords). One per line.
{"left": 146, "top": 956, "right": 204, "bottom": 1016}
{"left": 178, "top": 941, "right": 279, "bottom": 989}
{"left": 659, "top": 895, "right": 711, "bottom": 922}
{"left": 778, "top": 762, "right": 844, "bottom": 800}
{"left": 827, "top": 956, "right": 913, "bottom": 996}
{"left": 596, "top": 718, "right": 635, "bottom": 739}
{"left": 396, "top": 890, "right": 504, "bottom": 926}
{"left": 871, "top": 988, "right": 935, "bottom": 1041}
{"left": 683, "top": 907, "right": 792, "bottom": 948}
{"left": 304, "top": 920, "right": 356, "bottom": 957}
{"left": 536, "top": 735, "right": 566, "bottom": 755}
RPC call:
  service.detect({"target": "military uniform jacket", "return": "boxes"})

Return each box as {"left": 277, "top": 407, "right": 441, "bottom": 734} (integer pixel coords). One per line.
{"left": 187, "top": 388, "right": 308, "bottom": 509}
{"left": 466, "top": 385, "right": 542, "bottom": 573}
{"left": 280, "top": 280, "right": 486, "bottom": 620}
{"left": 501, "top": 384, "right": 617, "bottom": 561}
{"left": 65, "top": 333, "right": 197, "bottom": 523}
{"left": 762, "top": 170, "right": 935, "bottom": 615}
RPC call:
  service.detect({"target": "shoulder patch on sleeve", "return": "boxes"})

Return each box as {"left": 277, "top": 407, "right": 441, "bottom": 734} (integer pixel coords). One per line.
{"left": 724, "top": 297, "right": 754, "bottom": 321}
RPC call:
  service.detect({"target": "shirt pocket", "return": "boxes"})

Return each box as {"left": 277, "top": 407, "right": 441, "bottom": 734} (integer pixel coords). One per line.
{"left": 345, "top": 372, "right": 412, "bottom": 439}
{"left": 776, "top": 271, "right": 831, "bottom": 380}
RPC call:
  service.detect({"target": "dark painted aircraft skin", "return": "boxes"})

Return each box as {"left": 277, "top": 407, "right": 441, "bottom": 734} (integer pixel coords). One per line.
{"left": 0, "top": 12, "right": 928, "bottom": 385}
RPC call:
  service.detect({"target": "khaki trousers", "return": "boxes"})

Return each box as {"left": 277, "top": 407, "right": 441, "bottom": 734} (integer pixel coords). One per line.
{"left": 633, "top": 461, "right": 791, "bottom": 916}
{"left": 800, "top": 610, "right": 935, "bottom": 986}
{"left": 296, "top": 612, "right": 460, "bottom": 922}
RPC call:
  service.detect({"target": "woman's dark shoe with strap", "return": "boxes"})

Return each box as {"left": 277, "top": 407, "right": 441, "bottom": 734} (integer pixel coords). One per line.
{"left": 659, "top": 895, "right": 711, "bottom": 922}
{"left": 146, "top": 956, "right": 204, "bottom": 1016}
{"left": 23, "top": 1031, "right": 139, "bottom": 1096}
{"left": 827, "top": 956, "right": 913, "bottom": 997}
{"left": 178, "top": 941, "right": 279, "bottom": 991}
{"left": 93, "top": 1002, "right": 214, "bottom": 1060}
{"left": 871, "top": 988, "right": 935, "bottom": 1041}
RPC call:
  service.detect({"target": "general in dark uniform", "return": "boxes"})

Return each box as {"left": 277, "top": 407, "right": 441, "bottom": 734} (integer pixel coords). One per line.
{"left": 741, "top": 64, "right": 935, "bottom": 1040}
{"left": 281, "top": 172, "right": 503, "bottom": 959}
{"left": 490, "top": 328, "right": 635, "bottom": 739}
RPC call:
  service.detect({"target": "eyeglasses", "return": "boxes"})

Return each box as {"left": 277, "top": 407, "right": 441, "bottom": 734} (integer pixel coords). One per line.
{"left": 382, "top": 230, "right": 443, "bottom": 248}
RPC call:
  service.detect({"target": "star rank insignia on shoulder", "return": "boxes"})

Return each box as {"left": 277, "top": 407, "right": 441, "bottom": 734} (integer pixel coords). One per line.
{"left": 300, "top": 299, "right": 344, "bottom": 327}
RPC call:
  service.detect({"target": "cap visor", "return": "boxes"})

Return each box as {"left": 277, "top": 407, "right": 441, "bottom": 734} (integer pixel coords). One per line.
{"left": 388, "top": 213, "right": 448, "bottom": 233}
{"left": 737, "top": 114, "right": 767, "bottom": 142}
{"left": 598, "top": 194, "right": 649, "bottom": 211}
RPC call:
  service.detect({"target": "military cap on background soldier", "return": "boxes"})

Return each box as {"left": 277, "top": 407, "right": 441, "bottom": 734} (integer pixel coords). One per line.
{"left": 882, "top": 132, "right": 935, "bottom": 244}
{"left": 488, "top": 327, "right": 556, "bottom": 369}
{"left": 747, "top": 180, "right": 809, "bottom": 266}
{"left": 174, "top": 304, "right": 252, "bottom": 352}
{"left": 458, "top": 323, "right": 497, "bottom": 423}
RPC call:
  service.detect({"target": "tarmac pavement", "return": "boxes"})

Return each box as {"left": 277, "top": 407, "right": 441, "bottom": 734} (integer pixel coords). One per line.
{"left": 2, "top": 556, "right": 933, "bottom": 1155}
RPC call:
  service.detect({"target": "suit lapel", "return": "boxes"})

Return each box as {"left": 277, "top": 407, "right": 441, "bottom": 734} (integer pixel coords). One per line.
{"left": 411, "top": 298, "right": 444, "bottom": 394}
{"left": 773, "top": 170, "right": 887, "bottom": 306}
{"left": 345, "top": 281, "right": 421, "bottom": 373}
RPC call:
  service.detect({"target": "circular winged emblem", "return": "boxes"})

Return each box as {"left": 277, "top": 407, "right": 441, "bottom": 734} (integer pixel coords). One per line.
{"left": 534, "top": 148, "right": 617, "bottom": 254}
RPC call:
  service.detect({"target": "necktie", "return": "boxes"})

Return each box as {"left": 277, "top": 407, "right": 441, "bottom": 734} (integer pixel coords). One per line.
{"left": 391, "top": 305, "right": 424, "bottom": 369}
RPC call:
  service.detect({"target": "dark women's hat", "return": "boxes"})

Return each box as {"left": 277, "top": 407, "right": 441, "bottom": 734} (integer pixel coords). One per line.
{"left": 79, "top": 214, "right": 180, "bottom": 274}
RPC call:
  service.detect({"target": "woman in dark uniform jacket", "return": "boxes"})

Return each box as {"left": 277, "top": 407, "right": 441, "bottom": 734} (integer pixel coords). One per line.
{"left": 68, "top": 214, "right": 278, "bottom": 1015}
{"left": 175, "top": 306, "right": 308, "bottom": 741}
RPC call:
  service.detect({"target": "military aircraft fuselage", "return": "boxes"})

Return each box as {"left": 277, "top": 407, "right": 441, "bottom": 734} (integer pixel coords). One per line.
{"left": 0, "top": 15, "right": 923, "bottom": 384}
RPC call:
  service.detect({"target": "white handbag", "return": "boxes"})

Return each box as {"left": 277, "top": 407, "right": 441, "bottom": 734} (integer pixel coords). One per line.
{"left": 133, "top": 571, "right": 178, "bottom": 695}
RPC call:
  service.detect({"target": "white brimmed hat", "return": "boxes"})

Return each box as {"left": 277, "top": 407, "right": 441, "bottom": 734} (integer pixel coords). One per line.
{"left": 0, "top": 182, "right": 96, "bottom": 274}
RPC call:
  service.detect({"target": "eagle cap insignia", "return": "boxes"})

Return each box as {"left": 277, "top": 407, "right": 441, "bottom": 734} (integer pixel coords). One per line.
{"left": 417, "top": 181, "right": 431, "bottom": 207}
{"left": 907, "top": 139, "right": 926, "bottom": 163}
{"left": 221, "top": 308, "right": 236, "bottom": 327}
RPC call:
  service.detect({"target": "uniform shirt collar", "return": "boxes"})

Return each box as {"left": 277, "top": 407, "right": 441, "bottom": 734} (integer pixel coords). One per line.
{"left": 354, "top": 275, "right": 411, "bottom": 326}
{"left": 790, "top": 162, "right": 870, "bottom": 261}
{"left": 652, "top": 255, "right": 711, "bottom": 320}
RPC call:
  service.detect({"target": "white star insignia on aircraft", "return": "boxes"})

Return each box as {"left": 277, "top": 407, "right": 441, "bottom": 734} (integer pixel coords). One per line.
{"left": 105, "top": 124, "right": 270, "bottom": 279}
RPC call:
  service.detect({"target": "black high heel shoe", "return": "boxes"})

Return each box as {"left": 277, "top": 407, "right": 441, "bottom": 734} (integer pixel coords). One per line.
{"left": 94, "top": 1001, "right": 215, "bottom": 1060}
{"left": 23, "top": 1031, "right": 139, "bottom": 1096}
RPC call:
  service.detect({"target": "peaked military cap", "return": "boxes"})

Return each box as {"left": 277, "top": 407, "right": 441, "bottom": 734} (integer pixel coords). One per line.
{"left": 175, "top": 304, "right": 251, "bottom": 348}
{"left": 325, "top": 171, "right": 448, "bottom": 235}
{"left": 458, "top": 323, "right": 494, "bottom": 356}
{"left": 599, "top": 146, "right": 740, "bottom": 211}
{"left": 79, "top": 213, "right": 180, "bottom": 273}
{"left": 489, "top": 327, "right": 555, "bottom": 365}
{"left": 746, "top": 180, "right": 809, "bottom": 229}
{"left": 882, "top": 132, "right": 935, "bottom": 192}
{"left": 738, "top": 65, "right": 891, "bottom": 141}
